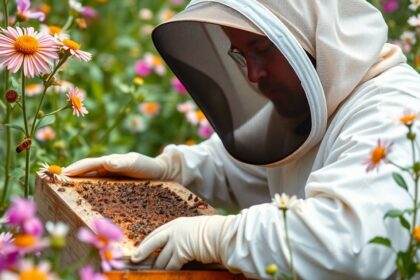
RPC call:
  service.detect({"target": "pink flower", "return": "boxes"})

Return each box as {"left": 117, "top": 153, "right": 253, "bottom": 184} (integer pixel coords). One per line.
{"left": 171, "top": 77, "right": 187, "bottom": 94}
{"left": 99, "top": 246, "right": 125, "bottom": 271}
{"left": 171, "top": 0, "right": 185, "bottom": 5}
{"left": 79, "top": 265, "right": 107, "bottom": 280}
{"left": 198, "top": 121, "right": 213, "bottom": 139}
{"left": 16, "top": 0, "right": 45, "bottom": 22}
{"left": 81, "top": 6, "right": 98, "bottom": 19}
{"left": 383, "top": 0, "right": 399, "bottom": 13}
{"left": 134, "top": 59, "right": 152, "bottom": 77}
{"left": 67, "top": 87, "right": 88, "bottom": 117}
{"left": 78, "top": 218, "right": 123, "bottom": 250}
{"left": 177, "top": 101, "right": 196, "bottom": 113}
{"left": 0, "top": 244, "right": 19, "bottom": 271}
{"left": 0, "top": 26, "right": 59, "bottom": 77}
{"left": 363, "top": 139, "right": 393, "bottom": 172}
{"left": 5, "top": 197, "right": 36, "bottom": 227}
{"left": 35, "top": 126, "right": 56, "bottom": 142}
{"left": 60, "top": 38, "right": 92, "bottom": 61}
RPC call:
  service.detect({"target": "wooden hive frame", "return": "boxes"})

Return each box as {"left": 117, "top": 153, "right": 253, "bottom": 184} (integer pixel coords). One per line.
{"left": 34, "top": 174, "right": 249, "bottom": 279}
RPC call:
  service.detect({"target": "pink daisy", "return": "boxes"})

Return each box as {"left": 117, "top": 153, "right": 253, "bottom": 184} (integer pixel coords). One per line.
{"left": 67, "top": 87, "right": 88, "bottom": 117}
{"left": 99, "top": 246, "right": 125, "bottom": 271}
{"left": 77, "top": 218, "right": 123, "bottom": 250}
{"left": 16, "top": 0, "right": 46, "bottom": 22}
{"left": 60, "top": 38, "right": 92, "bottom": 61}
{"left": 0, "top": 26, "right": 58, "bottom": 77}
{"left": 363, "top": 139, "right": 393, "bottom": 172}
{"left": 79, "top": 265, "right": 107, "bottom": 280}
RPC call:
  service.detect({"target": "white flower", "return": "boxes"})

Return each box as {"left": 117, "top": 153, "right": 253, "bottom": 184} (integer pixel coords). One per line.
{"left": 39, "top": 163, "right": 70, "bottom": 183}
{"left": 272, "top": 193, "right": 301, "bottom": 211}
{"left": 400, "top": 31, "right": 417, "bottom": 45}
{"left": 409, "top": 0, "right": 420, "bottom": 11}
{"left": 408, "top": 15, "right": 420, "bottom": 27}
{"left": 46, "top": 221, "right": 69, "bottom": 238}
{"left": 139, "top": 8, "right": 153, "bottom": 20}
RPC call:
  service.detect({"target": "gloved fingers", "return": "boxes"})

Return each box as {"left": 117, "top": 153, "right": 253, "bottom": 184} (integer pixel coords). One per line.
{"left": 102, "top": 153, "right": 149, "bottom": 179}
{"left": 131, "top": 229, "right": 170, "bottom": 263}
{"left": 64, "top": 157, "right": 107, "bottom": 176}
{"left": 166, "top": 254, "right": 187, "bottom": 270}
{"left": 153, "top": 243, "right": 174, "bottom": 269}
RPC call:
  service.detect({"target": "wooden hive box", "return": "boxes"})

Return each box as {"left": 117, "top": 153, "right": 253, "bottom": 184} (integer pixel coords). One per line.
{"left": 34, "top": 174, "right": 249, "bottom": 279}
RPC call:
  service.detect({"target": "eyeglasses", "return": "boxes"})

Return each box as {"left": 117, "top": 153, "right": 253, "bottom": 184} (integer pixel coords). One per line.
{"left": 227, "top": 42, "right": 276, "bottom": 68}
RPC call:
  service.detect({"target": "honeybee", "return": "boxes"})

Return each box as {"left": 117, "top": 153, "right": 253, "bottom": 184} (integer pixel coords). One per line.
{"left": 16, "top": 138, "right": 32, "bottom": 153}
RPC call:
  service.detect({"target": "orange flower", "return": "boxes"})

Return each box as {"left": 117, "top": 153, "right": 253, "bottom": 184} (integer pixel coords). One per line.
{"left": 399, "top": 109, "right": 419, "bottom": 126}
{"left": 413, "top": 226, "right": 420, "bottom": 242}
{"left": 139, "top": 102, "right": 160, "bottom": 117}
{"left": 363, "top": 139, "right": 392, "bottom": 172}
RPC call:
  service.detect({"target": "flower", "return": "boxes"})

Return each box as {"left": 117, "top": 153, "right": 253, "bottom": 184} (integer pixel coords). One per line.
{"left": 124, "top": 114, "right": 147, "bottom": 133}
{"left": 16, "top": 0, "right": 45, "bottom": 22}
{"left": 134, "top": 59, "right": 152, "bottom": 77}
{"left": 363, "top": 139, "right": 392, "bottom": 172}
{"left": 272, "top": 193, "right": 300, "bottom": 211}
{"left": 25, "top": 83, "right": 43, "bottom": 96}
{"left": 177, "top": 101, "right": 196, "bottom": 113}
{"left": 60, "top": 38, "right": 92, "bottom": 61}
{"left": 398, "top": 108, "right": 419, "bottom": 127}
{"left": 198, "top": 121, "right": 213, "bottom": 139}
{"left": 39, "top": 163, "right": 70, "bottom": 183}
{"left": 139, "top": 102, "right": 160, "bottom": 118}
{"left": 67, "top": 87, "right": 88, "bottom": 117}
{"left": 139, "top": 8, "right": 153, "bottom": 20}
{"left": 69, "top": 0, "right": 83, "bottom": 12}
{"left": 409, "top": 0, "right": 420, "bottom": 11}
{"left": 81, "top": 6, "right": 98, "bottom": 19}
{"left": 400, "top": 31, "right": 416, "bottom": 53}
{"left": 79, "top": 265, "right": 107, "bottom": 280}
{"left": 35, "top": 126, "right": 56, "bottom": 142}
{"left": 5, "top": 197, "right": 36, "bottom": 227}
{"left": 265, "top": 263, "right": 278, "bottom": 276}
{"left": 414, "top": 226, "right": 420, "bottom": 242}
{"left": 383, "top": 0, "right": 399, "bottom": 13}
{"left": 77, "top": 218, "right": 123, "bottom": 250}
{"left": 46, "top": 221, "right": 69, "bottom": 249}
{"left": 99, "top": 246, "right": 125, "bottom": 271}
{"left": 48, "top": 79, "right": 75, "bottom": 94}
{"left": 171, "top": 77, "right": 187, "bottom": 94}
{"left": 0, "top": 27, "right": 59, "bottom": 77}
{"left": 5, "top": 259, "right": 57, "bottom": 280}
{"left": 40, "top": 24, "right": 70, "bottom": 41}
{"left": 159, "top": 10, "right": 175, "bottom": 22}
{"left": 408, "top": 15, "right": 420, "bottom": 27}
{"left": 0, "top": 232, "right": 14, "bottom": 253}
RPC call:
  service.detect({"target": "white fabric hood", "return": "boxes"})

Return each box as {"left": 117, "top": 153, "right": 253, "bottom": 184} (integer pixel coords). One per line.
{"left": 152, "top": 0, "right": 404, "bottom": 166}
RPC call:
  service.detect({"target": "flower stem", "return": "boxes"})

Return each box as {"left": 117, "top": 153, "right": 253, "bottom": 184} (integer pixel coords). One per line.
{"left": 30, "top": 55, "right": 69, "bottom": 138}
{"left": 20, "top": 72, "right": 31, "bottom": 198}
{"left": 283, "top": 210, "right": 297, "bottom": 280}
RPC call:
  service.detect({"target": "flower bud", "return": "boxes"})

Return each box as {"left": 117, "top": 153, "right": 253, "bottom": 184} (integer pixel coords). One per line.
{"left": 265, "top": 264, "right": 278, "bottom": 276}
{"left": 37, "top": 111, "right": 45, "bottom": 119}
{"left": 407, "top": 131, "right": 416, "bottom": 141}
{"left": 5, "top": 89, "right": 18, "bottom": 103}
{"left": 50, "top": 236, "right": 66, "bottom": 249}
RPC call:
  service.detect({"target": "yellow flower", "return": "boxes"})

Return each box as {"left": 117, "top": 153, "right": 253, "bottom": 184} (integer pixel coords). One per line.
{"left": 265, "top": 263, "right": 278, "bottom": 276}
{"left": 399, "top": 109, "right": 419, "bottom": 126}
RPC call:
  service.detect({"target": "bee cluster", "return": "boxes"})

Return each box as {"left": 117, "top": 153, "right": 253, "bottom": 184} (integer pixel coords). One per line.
{"left": 71, "top": 180, "right": 209, "bottom": 246}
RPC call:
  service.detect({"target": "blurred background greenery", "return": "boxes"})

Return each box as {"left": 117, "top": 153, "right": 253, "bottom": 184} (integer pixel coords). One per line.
{"left": 0, "top": 0, "right": 419, "bottom": 199}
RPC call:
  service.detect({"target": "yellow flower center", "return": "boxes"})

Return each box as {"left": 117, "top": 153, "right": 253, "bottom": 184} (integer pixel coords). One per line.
{"left": 48, "top": 165, "right": 62, "bottom": 175}
{"left": 48, "top": 25, "right": 62, "bottom": 35}
{"left": 72, "top": 95, "right": 82, "bottom": 110}
{"left": 196, "top": 111, "right": 206, "bottom": 121}
{"left": 97, "top": 235, "right": 109, "bottom": 247}
{"left": 63, "top": 39, "right": 80, "bottom": 50}
{"left": 414, "top": 226, "right": 420, "bottom": 242}
{"left": 400, "top": 114, "right": 416, "bottom": 125}
{"left": 371, "top": 146, "right": 385, "bottom": 164}
{"left": 143, "top": 102, "right": 159, "bottom": 114}
{"left": 20, "top": 268, "right": 48, "bottom": 280}
{"left": 133, "top": 77, "right": 144, "bottom": 86}
{"left": 26, "top": 83, "right": 41, "bottom": 91}
{"left": 14, "top": 233, "right": 36, "bottom": 248}
{"left": 41, "top": 4, "right": 52, "bottom": 14}
{"left": 104, "top": 250, "right": 113, "bottom": 261}
{"left": 14, "top": 35, "right": 39, "bottom": 55}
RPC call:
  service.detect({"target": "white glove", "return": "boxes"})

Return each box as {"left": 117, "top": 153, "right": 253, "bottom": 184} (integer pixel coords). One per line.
{"left": 65, "top": 152, "right": 178, "bottom": 180}
{"left": 130, "top": 215, "right": 238, "bottom": 270}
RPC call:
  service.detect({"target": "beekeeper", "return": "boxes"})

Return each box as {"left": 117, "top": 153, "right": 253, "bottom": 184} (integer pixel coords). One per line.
{"left": 66, "top": 0, "right": 420, "bottom": 278}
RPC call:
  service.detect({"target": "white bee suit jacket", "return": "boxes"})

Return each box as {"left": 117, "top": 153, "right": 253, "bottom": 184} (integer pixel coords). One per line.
{"left": 153, "top": 0, "right": 420, "bottom": 279}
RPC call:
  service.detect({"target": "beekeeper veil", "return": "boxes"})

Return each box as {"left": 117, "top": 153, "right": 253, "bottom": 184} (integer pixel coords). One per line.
{"left": 152, "top": 0, "right": 392, "bottom": 166}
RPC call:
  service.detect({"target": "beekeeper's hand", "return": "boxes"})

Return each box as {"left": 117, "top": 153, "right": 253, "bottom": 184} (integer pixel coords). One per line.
{"left": 130, "top": 215, "right": 238, "bottom": 269}
{"left": 65, "top": 152, "right": 174, "bottom": 180}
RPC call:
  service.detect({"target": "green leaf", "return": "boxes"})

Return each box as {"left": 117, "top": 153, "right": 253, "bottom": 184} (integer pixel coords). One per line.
{"left": 399, "top": 216, "right": 411, "bottom": 231}
{"left": 3, "top": 123, "right": 25, "bottom": 134}
{"left": 384, "top": 209, "right": 404, "bottom": 219}
{"left": 35, "top": 115, "right": 56, "bottom": 130}
{"left": 393, "top": 172, "right": 408, "bottom": 191}
{"left": 369, "top": 236, "right": 392, "bottom": 248}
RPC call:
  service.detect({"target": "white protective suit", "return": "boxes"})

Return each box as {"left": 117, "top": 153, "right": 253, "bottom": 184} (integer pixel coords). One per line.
{"left": 66, "top": 0, "right": 420, "bottom": 279}
{"left": 145, "top": 0, "right": 420, "bottom": 279}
